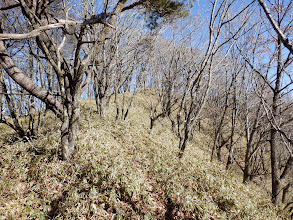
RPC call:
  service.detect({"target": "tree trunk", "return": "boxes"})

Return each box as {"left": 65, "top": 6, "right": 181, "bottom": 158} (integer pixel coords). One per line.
{"left": 243, "top": 142, "right": 252, "bottom": 183}
{"left": 270, "top": 125, "right": 281, "bottom": 206}
{"left": 226, "top": 81, "right": 237, "bottom": 170}
{"left": 178, "top": 121, "right": 190, "bottom": 158}
{"left": 0, "top": 41, "right": 63, "bottom": 118}
{"left": 60, "top": 96, "right": 80, "bottom": 160}
{"left": 270, "top": 37, "right": 282, "bottom": 206}
{"left": 0, "top": 68, "right": 26, "bottom": 136}
{"left": 217, "top": 144, "right": 223, "bottom": 162}
{"left": 243, "top": 102, "right": 262, "bottom": 183}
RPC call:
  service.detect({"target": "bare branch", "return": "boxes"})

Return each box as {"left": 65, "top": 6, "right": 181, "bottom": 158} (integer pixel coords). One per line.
{"left": 235, "top": 41, "right": 275, "bottom": 91}
{"left": 0, "top": 16, "right": 115, "bottom": 40}
{"left": 0, "top": 22, "right": 71, "bottom": 40}
{"left": 0, "top": 41, "right": 63, "bottom": 117}
{"left": 0, "top": 3, "right": 20, "bottom": 11}
{"left": 280, "top": 156, "right": 293, "bottom": 183}
{"left": 80, "top": 70, "right": 91, "bottom": 94}
{"left": 121, "top": 0, "right": 146, "bottom": 12}
{"left": 0, "top": 92, "right": 31, "bottom": 95}
{"left": 257, "top": 0, "right": 293, "bottom": 54}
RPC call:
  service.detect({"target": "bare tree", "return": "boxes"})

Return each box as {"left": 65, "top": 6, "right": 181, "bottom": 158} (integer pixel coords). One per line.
{"left": 0, "top": 0, "right": 186, "bottom": 160}
{"left": 237, "top": 0, "right": 293, "bottom": 206}
{"left": 0, "top": 68, "right": 26, "bottom": 136}
{"left": 257, "top": 0, "right": 293, "bottom": 54}
{"left": 175, "top": 0, "right": 255, "bottom": 158}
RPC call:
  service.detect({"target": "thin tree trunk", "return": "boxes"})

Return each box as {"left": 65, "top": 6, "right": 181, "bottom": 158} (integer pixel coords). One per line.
{"left": 0, "top": 68, "right": 25, "bottom": 136}
{"left": 282, "top": 183, "right": 291, "bottom": 204}
{"left": 270, "top": 37, "right": 282, "bottom": 206}
{"left": 0, "top": 73, "right": 2, "bottom": 121}
{"left": 226, "top": 80, "right": 237, "bottom": 169}
{"left": 243, "top": 104, "right": 261, "bottom": 183}
{"left": 243, "top": 142, "right": 252, "bottom": 183}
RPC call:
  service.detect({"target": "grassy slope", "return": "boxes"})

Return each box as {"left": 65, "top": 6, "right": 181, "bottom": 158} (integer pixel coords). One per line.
{"left": 0, "top": 93, "right": 289, "bottom": 219}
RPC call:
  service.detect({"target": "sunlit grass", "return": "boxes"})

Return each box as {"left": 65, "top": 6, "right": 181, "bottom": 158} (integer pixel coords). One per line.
{"left": 0, "top": 94, "right": 290, "bottom": 219}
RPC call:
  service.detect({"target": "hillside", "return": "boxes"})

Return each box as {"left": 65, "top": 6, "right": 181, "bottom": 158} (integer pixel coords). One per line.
{"left": 0, "top": 93, "right": 289, "bottom": 219}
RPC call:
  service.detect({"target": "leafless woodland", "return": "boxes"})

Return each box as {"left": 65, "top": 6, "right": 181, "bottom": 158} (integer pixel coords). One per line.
{"left": 0, "top": 0, "right": 292, "bottom": 214}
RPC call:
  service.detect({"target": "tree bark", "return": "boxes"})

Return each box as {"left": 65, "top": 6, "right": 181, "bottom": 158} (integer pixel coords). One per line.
{"left": 270, "top": 37, "right": 282, "bottom": 206}
{"left": 60, "top": 96, "right": 80, "bottom": 160}
{"left": 226, "top": 78, "right": 237, "bottom": 170}
{"left": 243, "top": 104, "right": 261, "bottom": 183}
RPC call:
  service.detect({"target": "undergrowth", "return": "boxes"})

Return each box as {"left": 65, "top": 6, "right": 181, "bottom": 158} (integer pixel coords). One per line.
{"left": 0, "top": 94, "right": 289, "bottom": 219}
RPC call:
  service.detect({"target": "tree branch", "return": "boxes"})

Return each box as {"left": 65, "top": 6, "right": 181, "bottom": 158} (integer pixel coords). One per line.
{"left": 80, "top": 70, "right": 91, "bottom": 94}
{"left": 257, "top": 0, "right": 293, "bottom": 54}
{"left": 0, "top": 15, "right": 115, "bottom": 40}
{"left": 121, "top": 0, "right": 146, "bottom": 12}
{"left": 0, "top": 3, "right": 20, "bottom": 11}
{"left": 0, "top": 41, "right": 63, "bottom": 118}
{"left": 280, "top": 156, "right": 293, "bottom": 183}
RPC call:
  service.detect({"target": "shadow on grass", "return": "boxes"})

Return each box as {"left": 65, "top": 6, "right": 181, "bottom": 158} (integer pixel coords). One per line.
{"left": 165, "top": 197, "right": 175, "bottom": 220}
{"left": 47, "top": 190, "right": 69, "bottom": 219}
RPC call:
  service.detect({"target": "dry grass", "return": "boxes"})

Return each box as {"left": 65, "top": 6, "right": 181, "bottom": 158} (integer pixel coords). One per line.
{"left": 0, "top": 93, "right": 290, "bottom": 219}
